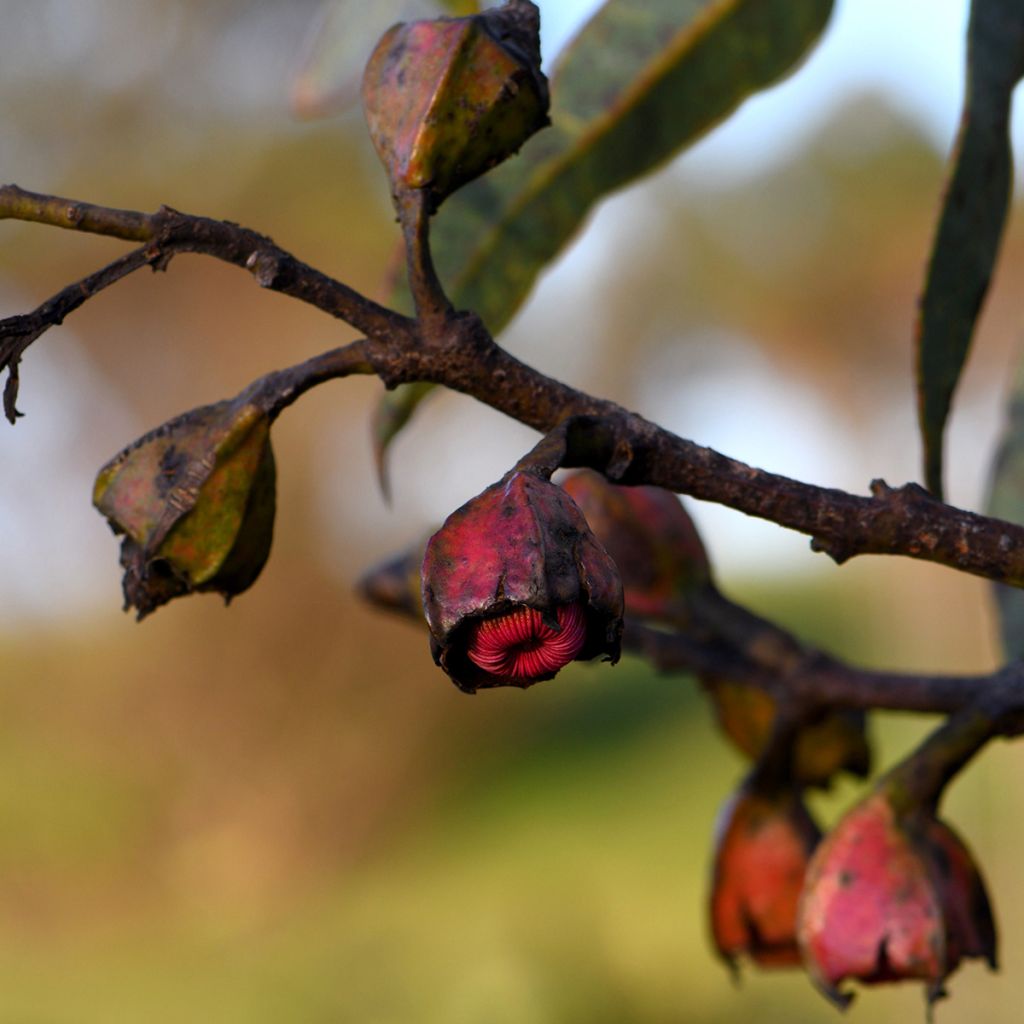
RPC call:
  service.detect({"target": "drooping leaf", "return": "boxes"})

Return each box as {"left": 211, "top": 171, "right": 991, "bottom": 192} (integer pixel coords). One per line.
{"left": 916, "top": 0, "right": 1024, "bottom": 499}
{"left": 372, "top": 381, "right": 435, "bottom": 498}
{"left": 986, "top": 352, "right": 1024, "bottom": 657}
{"left": 375, "top": 0, "right": 835, "bottom": 471}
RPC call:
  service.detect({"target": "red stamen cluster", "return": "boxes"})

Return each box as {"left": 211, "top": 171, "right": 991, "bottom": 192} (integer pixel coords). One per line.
{"left": 466, "top": 603, "right": 586, "bottom": 681}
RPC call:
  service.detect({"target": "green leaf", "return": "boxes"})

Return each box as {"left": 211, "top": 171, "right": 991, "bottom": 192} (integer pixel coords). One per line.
{"left": 916, "top": 0, "right": 1024, "bottom": 500}
{"left": 375, "top": 0, "right": 835, "bottom": 473}
{"left": 987, "top": 354, "right": 1024, "bottom": 658}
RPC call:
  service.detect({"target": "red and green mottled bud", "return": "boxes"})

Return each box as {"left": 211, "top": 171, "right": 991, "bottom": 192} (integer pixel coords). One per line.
{"left": 93, "top": 397, "right": 275, "bottom": 620}
{"left": 797, "top": 790, "right": 997, "bottom": 1009}
{"left": 561, "top": 470, "right": 709, "bottom": 620}
{"left": 361, "top": 0, "right": 549, "bottom": 211}
{"left": 421, "top": 471, "right": 623, "bottom": 692}
{"left": 710, "top": 783, "right": 821, "bottom": 972}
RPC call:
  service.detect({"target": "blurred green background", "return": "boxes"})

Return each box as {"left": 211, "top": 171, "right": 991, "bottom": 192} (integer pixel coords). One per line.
{"left": 2, "top": 1, "right": 1024, "bottom": 1021}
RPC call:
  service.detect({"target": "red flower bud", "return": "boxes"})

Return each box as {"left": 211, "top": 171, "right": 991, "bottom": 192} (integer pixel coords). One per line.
{"left": 561, "top": 471, "right": 869, "bottom": 787}
{"left": 560, "top": 470, "right": 709, "bottom": 621}
{"left": 797, "top": 791, "right": 997, "bottom": 1008}
{"left": 421, "top": 471, "right": 623, "bottom": 692}
{"left": 921, "top": 816, "right": 998, "bottom": 973}
{"left": 710, "top": 784, "right": 821, "bottom": 971}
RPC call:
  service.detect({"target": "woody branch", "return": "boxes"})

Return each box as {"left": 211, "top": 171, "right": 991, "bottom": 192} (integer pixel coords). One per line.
{"left": 4, "top": 182, "right": 1024, "bottom": 596}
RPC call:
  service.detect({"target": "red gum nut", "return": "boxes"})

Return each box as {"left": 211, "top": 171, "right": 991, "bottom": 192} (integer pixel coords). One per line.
{"left": 797, "top": 793, "right": 947, "bottom": 1007}
{"left": 561, "top": 470, "right": 709, "bottom": 620}
{"left": 421, "top": 472, "right": 623, "bottom": 692}
{"left": 711, "top": 788, "right": 821, "bottom": 970}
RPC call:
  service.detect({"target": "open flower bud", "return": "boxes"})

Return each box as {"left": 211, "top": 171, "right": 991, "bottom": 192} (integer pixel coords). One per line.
{"left": 797, "top": 791, "right": 997, "bottom": 1009}
{"left": 93, "top": 397, "right": 276, "bottom": 620}
{"left": 561, "top": 470, "right": 709, "bottom": 620}
{"left": 421, "top": 471, "right": 623, "bottom": 692}
{"left": 711, "top": 783, "right": 821, "bottom": 972}
{"left": 361, "top": 0, "right": 549, "bottom": 211}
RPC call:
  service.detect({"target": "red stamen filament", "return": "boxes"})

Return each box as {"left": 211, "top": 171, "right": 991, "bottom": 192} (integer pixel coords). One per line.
{"left": 467, "top": 603, "right": 587, "bottom": 681}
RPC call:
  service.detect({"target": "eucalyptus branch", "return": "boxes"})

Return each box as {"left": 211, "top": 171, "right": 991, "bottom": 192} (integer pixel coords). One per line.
{"left": 1, "top": 245, "right": 155, "bottom": 421}
{"left": 626, "top": 613, "right": 1024, "bottom": 738}
{"left": 244, "top": 340, "right": 376, "bottom": 419}
{"left": 0, "top": 183, "right": 411, "bottom": 344}
{"left": 5, "top": 184, "right": 1024, "bottom": 592}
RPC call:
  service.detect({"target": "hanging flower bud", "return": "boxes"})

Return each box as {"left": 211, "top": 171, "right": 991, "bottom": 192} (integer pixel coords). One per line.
{"left": 710, "top": 783, "right": 821, "bottom": 972}
{"left": 797, "top": 790, "right": 997, "bottom": 1009}
{"left": 561, "top": 470, "right": 709, "bottom": 620}
{"left": 358, "top": 533, "right": 431, "bottom": 622}
{"left": 361, "top": 0, "right": 549, "bottom": 211}
{"left": 705, "top": 678, "right": 870, "bottom": 788}
{"left": 560, "top": 471, "right": 869, "bottom": 787}
{"left": 93, "top": 397, "right": 276, "bottom": 620}
{"left": 421, "top": 471, "right": 623, "bottom": 692}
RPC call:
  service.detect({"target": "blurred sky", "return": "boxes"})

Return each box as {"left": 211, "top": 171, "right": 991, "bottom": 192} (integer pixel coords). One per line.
{"left": 2, "top": 0, "right": 1023, "bottom": 619}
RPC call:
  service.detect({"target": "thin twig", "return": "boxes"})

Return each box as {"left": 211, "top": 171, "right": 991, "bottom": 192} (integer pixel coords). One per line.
{"left": 244, "top": 339, "right": 376, "bottom": 418}
{"left": 624, "top": 617, "right": 1024, "bottom": 737}
{"left": 1, "top": 246, "right": 155, "bottom": 421}
{"left": 0, "top": 184, "right": 411, "bottom": 342}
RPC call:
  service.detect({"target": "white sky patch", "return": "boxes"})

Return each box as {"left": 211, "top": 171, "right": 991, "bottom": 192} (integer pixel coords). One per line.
{"left": 0, "top": 320, "right": 139, "bottom": 624}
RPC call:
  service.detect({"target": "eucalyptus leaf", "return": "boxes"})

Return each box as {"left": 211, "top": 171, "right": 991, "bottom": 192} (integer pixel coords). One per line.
{"left": 916, "top": 0, "right": 1024, "bottom": 499}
